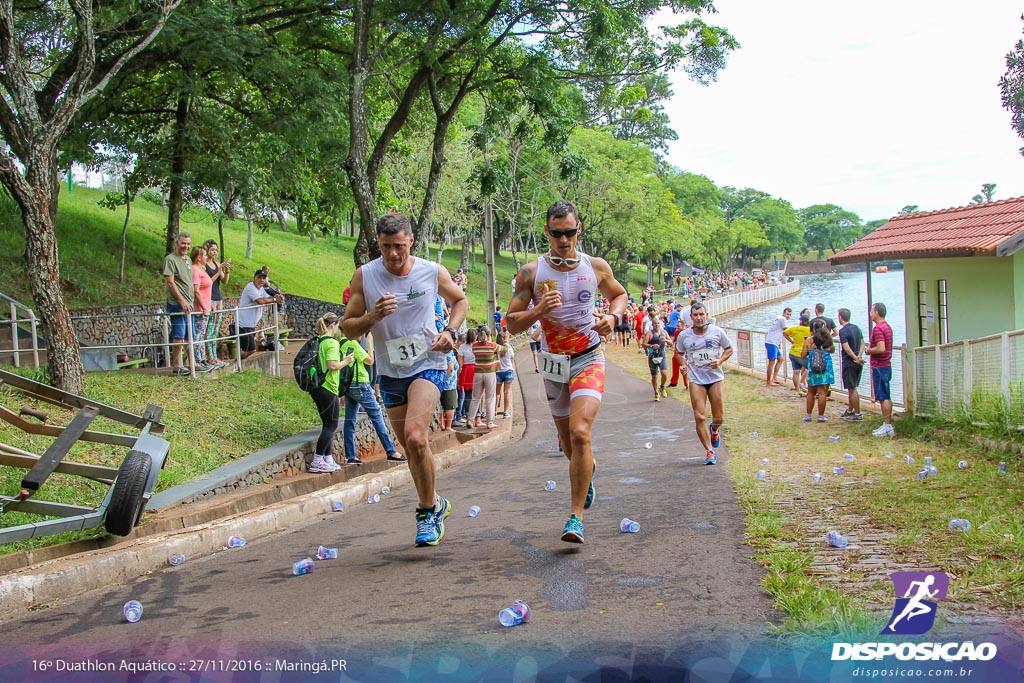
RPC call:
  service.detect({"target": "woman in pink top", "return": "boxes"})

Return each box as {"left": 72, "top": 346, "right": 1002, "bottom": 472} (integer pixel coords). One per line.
{"left": 190, "top": 246, "right": 217, "bottom": 371}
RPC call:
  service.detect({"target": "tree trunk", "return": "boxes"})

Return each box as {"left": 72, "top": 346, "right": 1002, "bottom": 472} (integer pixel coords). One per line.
{"left": 273, "top": 206, "right": 288, "bottom": 232}
{"left": 218, "top": 215, "right": 225, "bottom": 260}
{"left": 246, "top": 217, "right": 254, "bottom": 258}
{"left": 164, "top": 88, "right": 190, "bottom": 254}
{"left": 118, "top": 182, "right": 131, "bottom": 283}
{"left": 7, "top": 159, "right": 86, "bottom": 393}
{"left": 460, "top": 234, "right": 470, "bottom": 269}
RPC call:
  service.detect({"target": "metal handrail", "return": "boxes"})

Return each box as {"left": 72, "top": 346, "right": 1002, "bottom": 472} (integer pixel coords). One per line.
{"left": 0, "top": 292, "right": 41, "bottom": 368}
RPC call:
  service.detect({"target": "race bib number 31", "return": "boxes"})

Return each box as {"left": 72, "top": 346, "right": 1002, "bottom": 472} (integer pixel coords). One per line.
{"left": 539, "top": 351, "right": 572, "bottom": 384}
{"left": 386, "top": 334, "right": 427, "bottom": 368}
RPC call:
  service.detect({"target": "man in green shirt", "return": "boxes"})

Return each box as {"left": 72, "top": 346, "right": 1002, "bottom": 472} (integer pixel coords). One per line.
{"left": 162, "top": 232, "right": 195, "bottom": 375}
{"left": 340, "top": 331, "right": 405, "bottom": 465}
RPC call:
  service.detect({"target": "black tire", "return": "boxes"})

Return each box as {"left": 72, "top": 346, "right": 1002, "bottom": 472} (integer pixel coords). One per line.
{"left": 104, "top": 449, "right": 153, "bottom": 536}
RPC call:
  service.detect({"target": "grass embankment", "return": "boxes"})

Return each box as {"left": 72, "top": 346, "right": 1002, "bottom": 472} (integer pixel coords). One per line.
{"left": 602, "top": 343, "right": 1023, "bottom": 641}
{"left": 0, "top": 369, "right": 315, "bottom": 554}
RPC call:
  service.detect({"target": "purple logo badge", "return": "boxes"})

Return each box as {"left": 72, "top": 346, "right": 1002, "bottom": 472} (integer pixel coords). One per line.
{"left": 883, "top": 571, "right": 948, "bottom": 635}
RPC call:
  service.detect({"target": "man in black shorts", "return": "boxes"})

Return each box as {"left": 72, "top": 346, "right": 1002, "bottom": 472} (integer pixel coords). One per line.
{"left": 838, "top": 307, "right": 865, "bottom": 420}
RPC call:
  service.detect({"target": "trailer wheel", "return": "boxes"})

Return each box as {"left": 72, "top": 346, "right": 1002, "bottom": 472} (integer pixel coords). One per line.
{"left": 104, "top": 450, "right": 152, "bottom": 536}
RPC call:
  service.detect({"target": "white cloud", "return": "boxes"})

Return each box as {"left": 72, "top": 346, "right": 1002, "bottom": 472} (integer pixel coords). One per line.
{"left": 661, "top": 1, "right": 1024, "bottom": 220}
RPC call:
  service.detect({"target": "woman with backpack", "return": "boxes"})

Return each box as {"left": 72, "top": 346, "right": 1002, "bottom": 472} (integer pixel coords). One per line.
{"left": 308, "top": 312, "right": 357, "bottom": 473}
{"left": 802, "top": 319, "right": 835, "bottom": 423}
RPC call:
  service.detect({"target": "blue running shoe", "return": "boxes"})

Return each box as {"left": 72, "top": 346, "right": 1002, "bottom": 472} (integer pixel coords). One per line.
{"left": 414, "top": 507, "right": 444, "bottom": 547}
{"left": 436, "top": 495, "right": 451, "bottom": 521}
{"left": 706, "top": 450, "right": 717, "bottom": 465}
{"left": 584, "top": 463, "right": 596, "bottom": 510}
{"left": 710, "top": 426, "right": 721, "bottom": 449}
{"left": 561, "top": 514, "right": 585, "bottom": 543}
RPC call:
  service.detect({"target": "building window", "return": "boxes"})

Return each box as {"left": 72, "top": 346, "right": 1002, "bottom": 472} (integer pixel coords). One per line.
{"left": 937, "top": 279, "right": 948, "bottom": 344}
{"left": 917, "top": 280, "right": 928, "bottom": 346}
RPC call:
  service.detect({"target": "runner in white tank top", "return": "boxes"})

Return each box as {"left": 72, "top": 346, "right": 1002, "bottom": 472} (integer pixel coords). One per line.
{"left": 343, "top": 214, "right": 468, "bottom": 548}
{"left": 505, "top": 200, "right": 628, "bottom": 545}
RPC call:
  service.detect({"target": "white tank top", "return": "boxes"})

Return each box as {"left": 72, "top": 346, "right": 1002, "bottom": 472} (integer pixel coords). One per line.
{"left": 533, "top": 253, "right": 601, "bottom": 355}
{"left": 361, "top": 257, "right": 446, "bottom": 378}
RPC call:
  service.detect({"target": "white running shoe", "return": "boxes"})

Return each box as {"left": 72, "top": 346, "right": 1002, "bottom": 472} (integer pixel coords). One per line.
{"left": 872, "top": 423, "right": 895, "bottom": 438}
{"left": 323, "top": 455, "right": 343, "bottom": 472}
{"left": 309, "top": 455, "right": 334, "bottom": 473}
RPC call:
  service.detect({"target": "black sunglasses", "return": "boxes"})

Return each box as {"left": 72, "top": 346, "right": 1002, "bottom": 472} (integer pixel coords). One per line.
{"left": 548, "top": 227, "right": 579, "bottom": 239}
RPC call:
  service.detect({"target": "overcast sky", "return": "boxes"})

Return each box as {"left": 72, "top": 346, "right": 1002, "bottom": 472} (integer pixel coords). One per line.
{"left": 661, "top": 1, "right": 1024, "bottom": 222}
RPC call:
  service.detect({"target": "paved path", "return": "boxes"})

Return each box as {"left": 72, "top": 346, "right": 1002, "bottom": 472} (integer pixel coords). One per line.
{"left": 0, "top": 353, "right": 781, "bottom": 681}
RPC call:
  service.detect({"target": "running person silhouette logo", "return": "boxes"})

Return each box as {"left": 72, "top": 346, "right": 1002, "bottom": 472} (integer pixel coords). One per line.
{"left": 883, "top": 571, "right": 949, "bottom": 635}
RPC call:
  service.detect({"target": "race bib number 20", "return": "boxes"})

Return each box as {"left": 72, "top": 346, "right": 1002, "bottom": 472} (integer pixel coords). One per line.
{"left": 539, "top": 351, "right": 572, "bottom": 384}
{"left": 691, "top": 348, "right": 717, "bottom": 367}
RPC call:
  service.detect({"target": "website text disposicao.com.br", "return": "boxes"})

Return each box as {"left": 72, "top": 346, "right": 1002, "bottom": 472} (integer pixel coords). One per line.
{"left": 851, "top": 665, "right": 978, "bottom": 678}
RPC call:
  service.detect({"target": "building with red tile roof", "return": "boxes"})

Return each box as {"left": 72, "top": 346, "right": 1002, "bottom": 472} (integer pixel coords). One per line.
{"left": 830, "top": 197, "right": 1024, "bottom": 348}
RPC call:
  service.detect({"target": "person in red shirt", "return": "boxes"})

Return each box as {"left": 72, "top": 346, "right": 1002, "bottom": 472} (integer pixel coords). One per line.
{"left": 866, "top": 302, "right": 894, "bottom": 437}
{"left": 633, "top": 307, "right": 646, "bottom": 354}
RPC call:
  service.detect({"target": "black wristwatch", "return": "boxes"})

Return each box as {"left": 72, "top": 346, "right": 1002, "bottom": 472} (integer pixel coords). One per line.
{"left": 444, "top": 327, "right": 459, "bottom": 341}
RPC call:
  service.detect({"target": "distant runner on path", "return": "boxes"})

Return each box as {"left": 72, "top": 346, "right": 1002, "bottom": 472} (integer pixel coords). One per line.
{"left": 506, "top": 199, "right": 627, "bottom": 544}
{"left": 343, "top": 213, "right": 468, "bottom": 547}
{"left": 675, "top": 302, "right": 733, "bottom": 465}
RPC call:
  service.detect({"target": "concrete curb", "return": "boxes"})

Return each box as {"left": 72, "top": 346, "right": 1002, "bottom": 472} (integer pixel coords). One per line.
{"left": 0, "top": 423, "right": 518, "bottom": 619}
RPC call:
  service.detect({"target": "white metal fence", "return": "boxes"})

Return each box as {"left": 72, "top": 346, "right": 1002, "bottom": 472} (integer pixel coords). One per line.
{"left": 704, "top": 279, "right": 801, "bottom": 317}
{"left": 913, "top": 330, "right": 1024, "bottom": 421}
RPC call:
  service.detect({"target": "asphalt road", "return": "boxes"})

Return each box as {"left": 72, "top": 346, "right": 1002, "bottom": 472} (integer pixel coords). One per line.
{"left": 1, "top": 352, "right": 785, "bottom": 682}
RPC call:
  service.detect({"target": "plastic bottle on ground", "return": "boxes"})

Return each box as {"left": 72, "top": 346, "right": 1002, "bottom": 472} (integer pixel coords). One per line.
{"left": 844, "top": 453, "right": 855, "bottom": 462}
{"left": 924, "top": 457, "right": 933, "bottom": 465}
{"left": 498, "top": 600, "right": 532, "bottom": 627}
{"left": 620, "top": 518, "right": 640, "bottom": 533}
{"left": 332, "top": 501, "right": 345, "bottom": 512}
{"left": 472, "top": 449, "right": 481, "bottom": 457}
{"left": 756, "top": 470, "right": 767, "bottom": 480}
{"left": 316, "top": 546, "right": 338, "bottom": 560}
{"left": 812, "top": 473, "right": 824, "bottom": 483}
{"left": 227, "top": 536, "right": 246, "bottom": 548}
{"left": 545, "top": 480, "right": 556, "bottom": 490}
{"left": 884, "top": 451, "right": 895, "bottom": 459}
{"left": 826, "top": 531, "right": 849, "bottom": 548}
{"left": 928, "top": 465, "right": 938, "bottom": 476}
{"left": 833, "top": 466, "right": 845, "bottom": 475}
{"left": 168, "top": 553, "right": 186, "bottom": 566}
{"left": 918, "top": 468, "right": 929, "bottom": 480}
{"left": 468, "top": 505, "right": 481, "bottom": 517}
{"left": 749, "top": 432, "right": 758, "bottom": 438}
{"left": 123, "top": 600, "right": 144, "bottom": 623}
{"left": 367, "top": 494, "right": 380, "bottom": 504}
{"left": 644, "top": 442, "right": 653, "bottom": 449}
{"left": 828, "top": 435, "right": 841, "bottom": 443}
{"left": 292, "top": 557, "right": 315, "bottom": 575}
{"left": 904, "top": 455, "right": 914, "bottom": 464}
{"left": 380, "top": 486, "right": 391, "bottom": 495}
{"left": 761, "top": 458, "right": 769, "bottom": 465}
{"left": 948, "top": 519, "right": 971, "bottom": 532}
{"left": 999, "top": 462, "right": 1007, "bottom": 474}
{"left": 958, "top": 460, "right": 968, "bottom": 469}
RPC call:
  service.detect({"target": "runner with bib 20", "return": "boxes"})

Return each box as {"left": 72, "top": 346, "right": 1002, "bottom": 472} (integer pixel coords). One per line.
{"left": 505, "top": 200, "right": 627, "bottom": 544}
{"left": 675, "top": 302, "right": 733, "bottom": 465}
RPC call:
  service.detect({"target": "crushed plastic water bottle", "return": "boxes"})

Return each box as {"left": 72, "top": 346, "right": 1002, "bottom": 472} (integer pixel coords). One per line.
{"left": 545, "top": 480, "right": 557, "bottom": 490}
{"left": 958, "top": 460, "right": 968, "bottom": 469}
{"left": 833, "top": 465, "right": 845, "bottom": 475}
{"left": 884, "top": 451, "right": 895, "bottom": 459}
{"left": 380, "top": 486, "right": 391, "bottom": 495}
{"left": 168, "top": 553, "right": 186, "bottom": 566}
{"left": 826, "top": 531, "right": 849, "bottom": 548}
{"left": 918, "top": 468, "right": 930, "bottom": 480}
{"left": 367, "top": 494, "right": 380, "bottom": 504}
{"left": 468, "top": 505, "right": 481, "bottom": 517}
{"left": 644, "top": 442, "right": 653, "bottom": 449}
{"left": 123, "top": 600, "right": 144, "bottom": 623}
{"left": 748, "top": 432, "right": 758, "bottom": 439}
{"left": 332, "top": 501, "right": 345, "bottom": 512}
{"left": 948, "top": 518, "right": 971, "bottom": 532}
{"left": 498, "top": 600, "right": 531, "bottom": 627}
{"left": 928, "top": 465, "right": 938, "bottom": 476}
{"left": 756, "top": 470, "right": 767, "bottom": 480}
{"left": 924, "top": 457, "right": 933, "bottom": 466}
{"left": 227, "top": 536, "right": 246, "bottom": 548}
{"left": 292, "top": 557, "right": 315, "bottom": 575}
{"left": 316, "top": 546, "right": 338, "bottom": 560}
{"left": 812, "top": 473, "right": 824, "bottom": 483}
{"left": 828, "top": 435, "right": 841, "bottom": 443}
{"left": 999, "top": 462, "right": 1007, "bottom": 474}
{"left": 904, "top": 455, "right": 914, "bottom": 464}
{"left": 619, "top": 518, "right": 640, "bottom": 533}
{"left": 844, "top": 453, "right": 855, "bottom": 462}
{"left": 760, "top": 458, "right": 769, "bottom": 465}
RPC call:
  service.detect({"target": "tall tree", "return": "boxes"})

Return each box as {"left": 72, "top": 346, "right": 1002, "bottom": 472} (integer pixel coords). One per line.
{"left": 0, "top": 0, "right": 183, "bottom": 392}
{"left": 970, "top": 183, "right": 997, "bottom": 204}
{"left": 800, "top": 204, "right": 862, "bottom": 258}
{"left": 1000, "top": 15, "right": 1024, "bottom": 155}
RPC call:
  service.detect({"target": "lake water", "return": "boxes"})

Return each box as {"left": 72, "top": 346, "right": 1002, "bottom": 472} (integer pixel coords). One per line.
{"left": 718, "top": 271, "right": 906, "bottom": 344}
{"left": 718, "top": 271, "right": 907, "bottom": 404}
